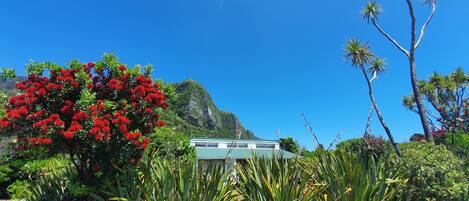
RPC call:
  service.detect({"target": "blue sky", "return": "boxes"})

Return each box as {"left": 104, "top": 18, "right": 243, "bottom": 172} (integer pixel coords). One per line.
{"left": 1, "top": 0, "right": 467, "bottom": 149}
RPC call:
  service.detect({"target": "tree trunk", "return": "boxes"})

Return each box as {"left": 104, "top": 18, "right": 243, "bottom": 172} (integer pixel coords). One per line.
{"left": 361, "top": 66, "right": 402, "bottom": 156}
{"left": 406, "top": 0, "right": 433, "bottom": 140}
{"left": 409, "top": 57, "right": 433, "bottom": 140}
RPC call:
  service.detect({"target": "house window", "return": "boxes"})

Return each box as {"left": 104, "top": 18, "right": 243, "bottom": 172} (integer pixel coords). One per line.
{"left": 207, "top": 143, "right": 218, "bottom": 147}
{"left": 195, "top": 142, "right": 219, "bottom": 147}
{"left": 256, "top": 143, "right": 275, "bottom": 148}
{"left": 227, "top": 143, "right": 248, "bottom": 148}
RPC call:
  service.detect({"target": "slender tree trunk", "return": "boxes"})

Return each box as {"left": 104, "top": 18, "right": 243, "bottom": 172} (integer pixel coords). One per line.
{"left": 406, "top": 0, "right": 433, "bottom": 140}
{"left": 361, "top": 66, "right": 402, "bottom": 156}
{"left": 409, "top": 56, "right": 433, "bottom": 140}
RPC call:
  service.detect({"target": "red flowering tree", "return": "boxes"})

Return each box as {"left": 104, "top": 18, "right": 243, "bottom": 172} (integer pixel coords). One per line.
{"left": 0, "top": 54, "right": 167, "bottom": 184}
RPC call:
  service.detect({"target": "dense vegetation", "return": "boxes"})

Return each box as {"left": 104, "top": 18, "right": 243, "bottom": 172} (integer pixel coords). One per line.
{"left": 0, "top": 0, "right": 467, "bottom": 198}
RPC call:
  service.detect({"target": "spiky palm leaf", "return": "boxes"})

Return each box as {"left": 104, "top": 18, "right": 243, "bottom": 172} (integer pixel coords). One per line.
{"left": 345, "top": 39, "right": 374, "bottom": 68}
{"left": 368, "top": 57, "right": 386, "bottom": 75}
{"left": 362, "top": 1, "right": 382, "bottom": 22}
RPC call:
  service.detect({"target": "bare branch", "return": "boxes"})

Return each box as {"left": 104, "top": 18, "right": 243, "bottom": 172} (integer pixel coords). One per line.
{"left": 370, "top": 71, "right": 378, "bottom": 83}
{"left": 371, "top": 18, "right": 410, "bottom": 56}
{"left": 415, "top": 1, "right": 436, "bottom": 49}
{"left": 300, "top": 113, "right": 321, "bottom": 147}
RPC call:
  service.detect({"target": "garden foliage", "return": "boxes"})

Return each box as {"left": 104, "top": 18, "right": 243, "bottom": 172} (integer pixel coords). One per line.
{"left": 0, "top": 54, "right": 168, "bottom": 185}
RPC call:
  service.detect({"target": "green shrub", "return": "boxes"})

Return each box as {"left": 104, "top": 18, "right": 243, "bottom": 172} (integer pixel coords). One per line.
{"left": 151, "top": 127, "right": 195, "bottom": 161}
{"left": 335, "top": 135, "right": 391, "bottom": 159}
{"left": 6, "top": 155, "right": 92, "bottom": 201}
{"left": 92, "top": 150, "right": 234, "bottom": 201}
{"left": 235, "top": 154, "right": 315, "bottom": 201}
{"left": 7, "top": 180, "right": 32, "bottom": 199}
{"left": 312, "top": 149, "right": 407, "bottom": 201}
{"left": 395, "top": 141, "right": 468, "bottom": 200}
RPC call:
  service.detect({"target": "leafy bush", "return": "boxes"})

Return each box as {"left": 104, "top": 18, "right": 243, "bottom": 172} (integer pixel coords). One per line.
{"left": 235, "top": 154, "right": 315, "bottom": 201}
{"left": 7, "top": 180, "right": 31, "bottom": 199}
{"left": 311, "top": 149, "right": 407, "bottom": 201}
{"left": 335, "top": 135, "right": 391, "bottom": 159}
{"left": 0, "top": 54, "right": 168, "bottom": 185}
{"left": 394, "top": 141, "right": 468, "bottom": 200}
{"left": 92, "top": 150, "right": 235, "bottom": 201}
{"left": 151, "top": 127, "right": 195, "bottom": 161}
{"left": 6, "top": 155, "right": 92, "bottom": 201}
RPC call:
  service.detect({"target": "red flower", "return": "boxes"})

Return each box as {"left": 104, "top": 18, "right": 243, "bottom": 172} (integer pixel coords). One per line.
{"left": 118, "top": 65, "right": 126, "bottom": 71}
{"left": 95, "top": 133, "right": 103, "bottom": 141}
{"left": 73, "top": 111, "right": 89, "bottom": 121}
{"left": 49, "top": 114, "right": 59, "bottom": 119}
{"left": 54, "top": 119, "right": 64, "bottom": 126}
{"left": 37, "top": 88, "right": 47, "bottom": 96}
{"left": 41, "top": 138, "right": 53, "bottom": 145}
{"left": 64, "top": 131, "right": 74, "bottom": 139}
{"left": 87, "top": 83, "right": 94, "bottom": 89}
{"left": 87, "top": 62, "right": 95, "bottom": 67}
{"left": 144, "top": 108, "right": 152, "bottom": 114}
{"left": 156, "top": 121, "right": 165, "bottom": 127}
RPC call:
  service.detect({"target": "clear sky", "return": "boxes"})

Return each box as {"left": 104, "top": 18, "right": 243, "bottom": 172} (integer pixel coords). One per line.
{"left": 1, "top": 0, "right": 467, "bottom": 149}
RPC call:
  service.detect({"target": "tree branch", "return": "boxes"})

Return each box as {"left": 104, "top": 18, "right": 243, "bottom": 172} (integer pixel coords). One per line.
{"left": 406, "top": 0, "right": 417, "bottom": 53}
{"left": 371, "top": 18, "right": 410, "bottom": 56}
{"left": 300, "top": 113, "right": 321, "bottom": 147}
{"left": 415, "top": 1, "right": 436, "bottom": 49}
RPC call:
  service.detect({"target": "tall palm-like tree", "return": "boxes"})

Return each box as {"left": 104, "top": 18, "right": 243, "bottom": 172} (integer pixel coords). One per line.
{"left": 345, "top": 39, "right": 401, "bottom": 156}
{"left": 361, "top": 1, "right": 436, "bottom": 140}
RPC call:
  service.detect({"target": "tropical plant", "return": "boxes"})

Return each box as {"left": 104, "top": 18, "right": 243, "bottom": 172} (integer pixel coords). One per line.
{"left": 403, "top": 67, "right": 468, "bottom": 132}
{"left": 312, "top": 149, "right": 407, "bottom": 201}
{"left": 235, "top": 154, "right": 315, "bottom": 201}
{"left": 361, "top": 0, "right": 437, "bottom": 139}
{"left": 394, "top": 141, "right": 468, "bottom": 200}
{"left": 0, "top": 54, "right": 168, "bottom": 185}
{"left": 6, "top": 156, "right": 88, "bottom": 201}
{"left": 92, "top": 149, "right": 235, "bottom": 201}
{"left": 344, "top": 39, "right": 401, "bottom": 156}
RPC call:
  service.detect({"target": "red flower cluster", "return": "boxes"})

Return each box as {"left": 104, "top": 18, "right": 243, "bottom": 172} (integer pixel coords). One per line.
{"left": 26, "top": 137, "right": 53, "bottom": 145}
{"left": 107, "top": 79, "right": 124, "bottom": 90}
{"left": 432, "top": 129, "right": 446, "bottom": 138}
{"left": 90, "top": 118, "right": 110, "bottom": 141}
{"left": 0, "top": 57, "right": 168, "bottom": 179}
{"left": 73, "top": 110, "right": 89, "bottom": 121}
{"left": 32, "top": 114, "right": 63, "bottom": 134}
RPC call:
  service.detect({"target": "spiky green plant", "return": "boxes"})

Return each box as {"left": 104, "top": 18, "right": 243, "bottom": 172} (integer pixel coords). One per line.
{"left": 235, "top": 154, "right": 315, "bottom": 201}
{"left": 311, "top": 149, "right": 407, "bottom": 201}
{"left": 93, "top": 150, "right": 236, "bottom": 201}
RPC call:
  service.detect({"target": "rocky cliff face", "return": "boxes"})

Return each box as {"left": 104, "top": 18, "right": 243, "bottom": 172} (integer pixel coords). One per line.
{"left": 171, "top": 80, "right": 255, "bottom": 139}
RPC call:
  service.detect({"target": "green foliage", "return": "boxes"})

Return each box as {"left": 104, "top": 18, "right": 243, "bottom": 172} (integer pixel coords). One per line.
{"left": 336, "top": 138, "right": 363, "bottom": 153}
{"left": 403, "top": 67, "right": 468, "bottom": 132}
{"left": 279, "top": 137, "right": 300, "bottom": 154}
{"left": 311, "top": 149, "right": 407, "bottom": 201}
{"left": 0, "top": 164, "right": 14, "bottom": 197}
{"left": 235, "top": 154, "right": 315, "bottom": 201}
{"left": 335, "top": 135, "right": 391, "bottom": 159}
{"left": 93, "top": 150, "right": 235, "bottom": 201}
{"left": 394, "top": 141, "right": 468, "bottom": 200}
{"left": 0, "top": 68, "right": 16, "bottom": 81}
{"left": 6, "top": 155, "right": 92, "bottom": 201}
{"left": 7, "top": 180, "right": 32, "bottom": 199}
{"left": 151, "top": 127, "right": 195, "bottom": 161}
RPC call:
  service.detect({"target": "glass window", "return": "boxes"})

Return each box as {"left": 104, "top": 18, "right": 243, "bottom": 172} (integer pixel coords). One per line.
{"left": 227, "top": 143, "right": 248, "bottom": 148}
{"left": 206, "top": 143, "right": 218, "bottom": 147}
{"left": 256, "top": 143, "right": 275, "bottom": 148}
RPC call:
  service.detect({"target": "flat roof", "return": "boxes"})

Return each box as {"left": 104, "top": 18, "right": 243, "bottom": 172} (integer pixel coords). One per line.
{"left": 190, "top": 138, "right": 278, "bottom": 143}
{"left": 195, "top": 147, "right": 296, "bottom": 160}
